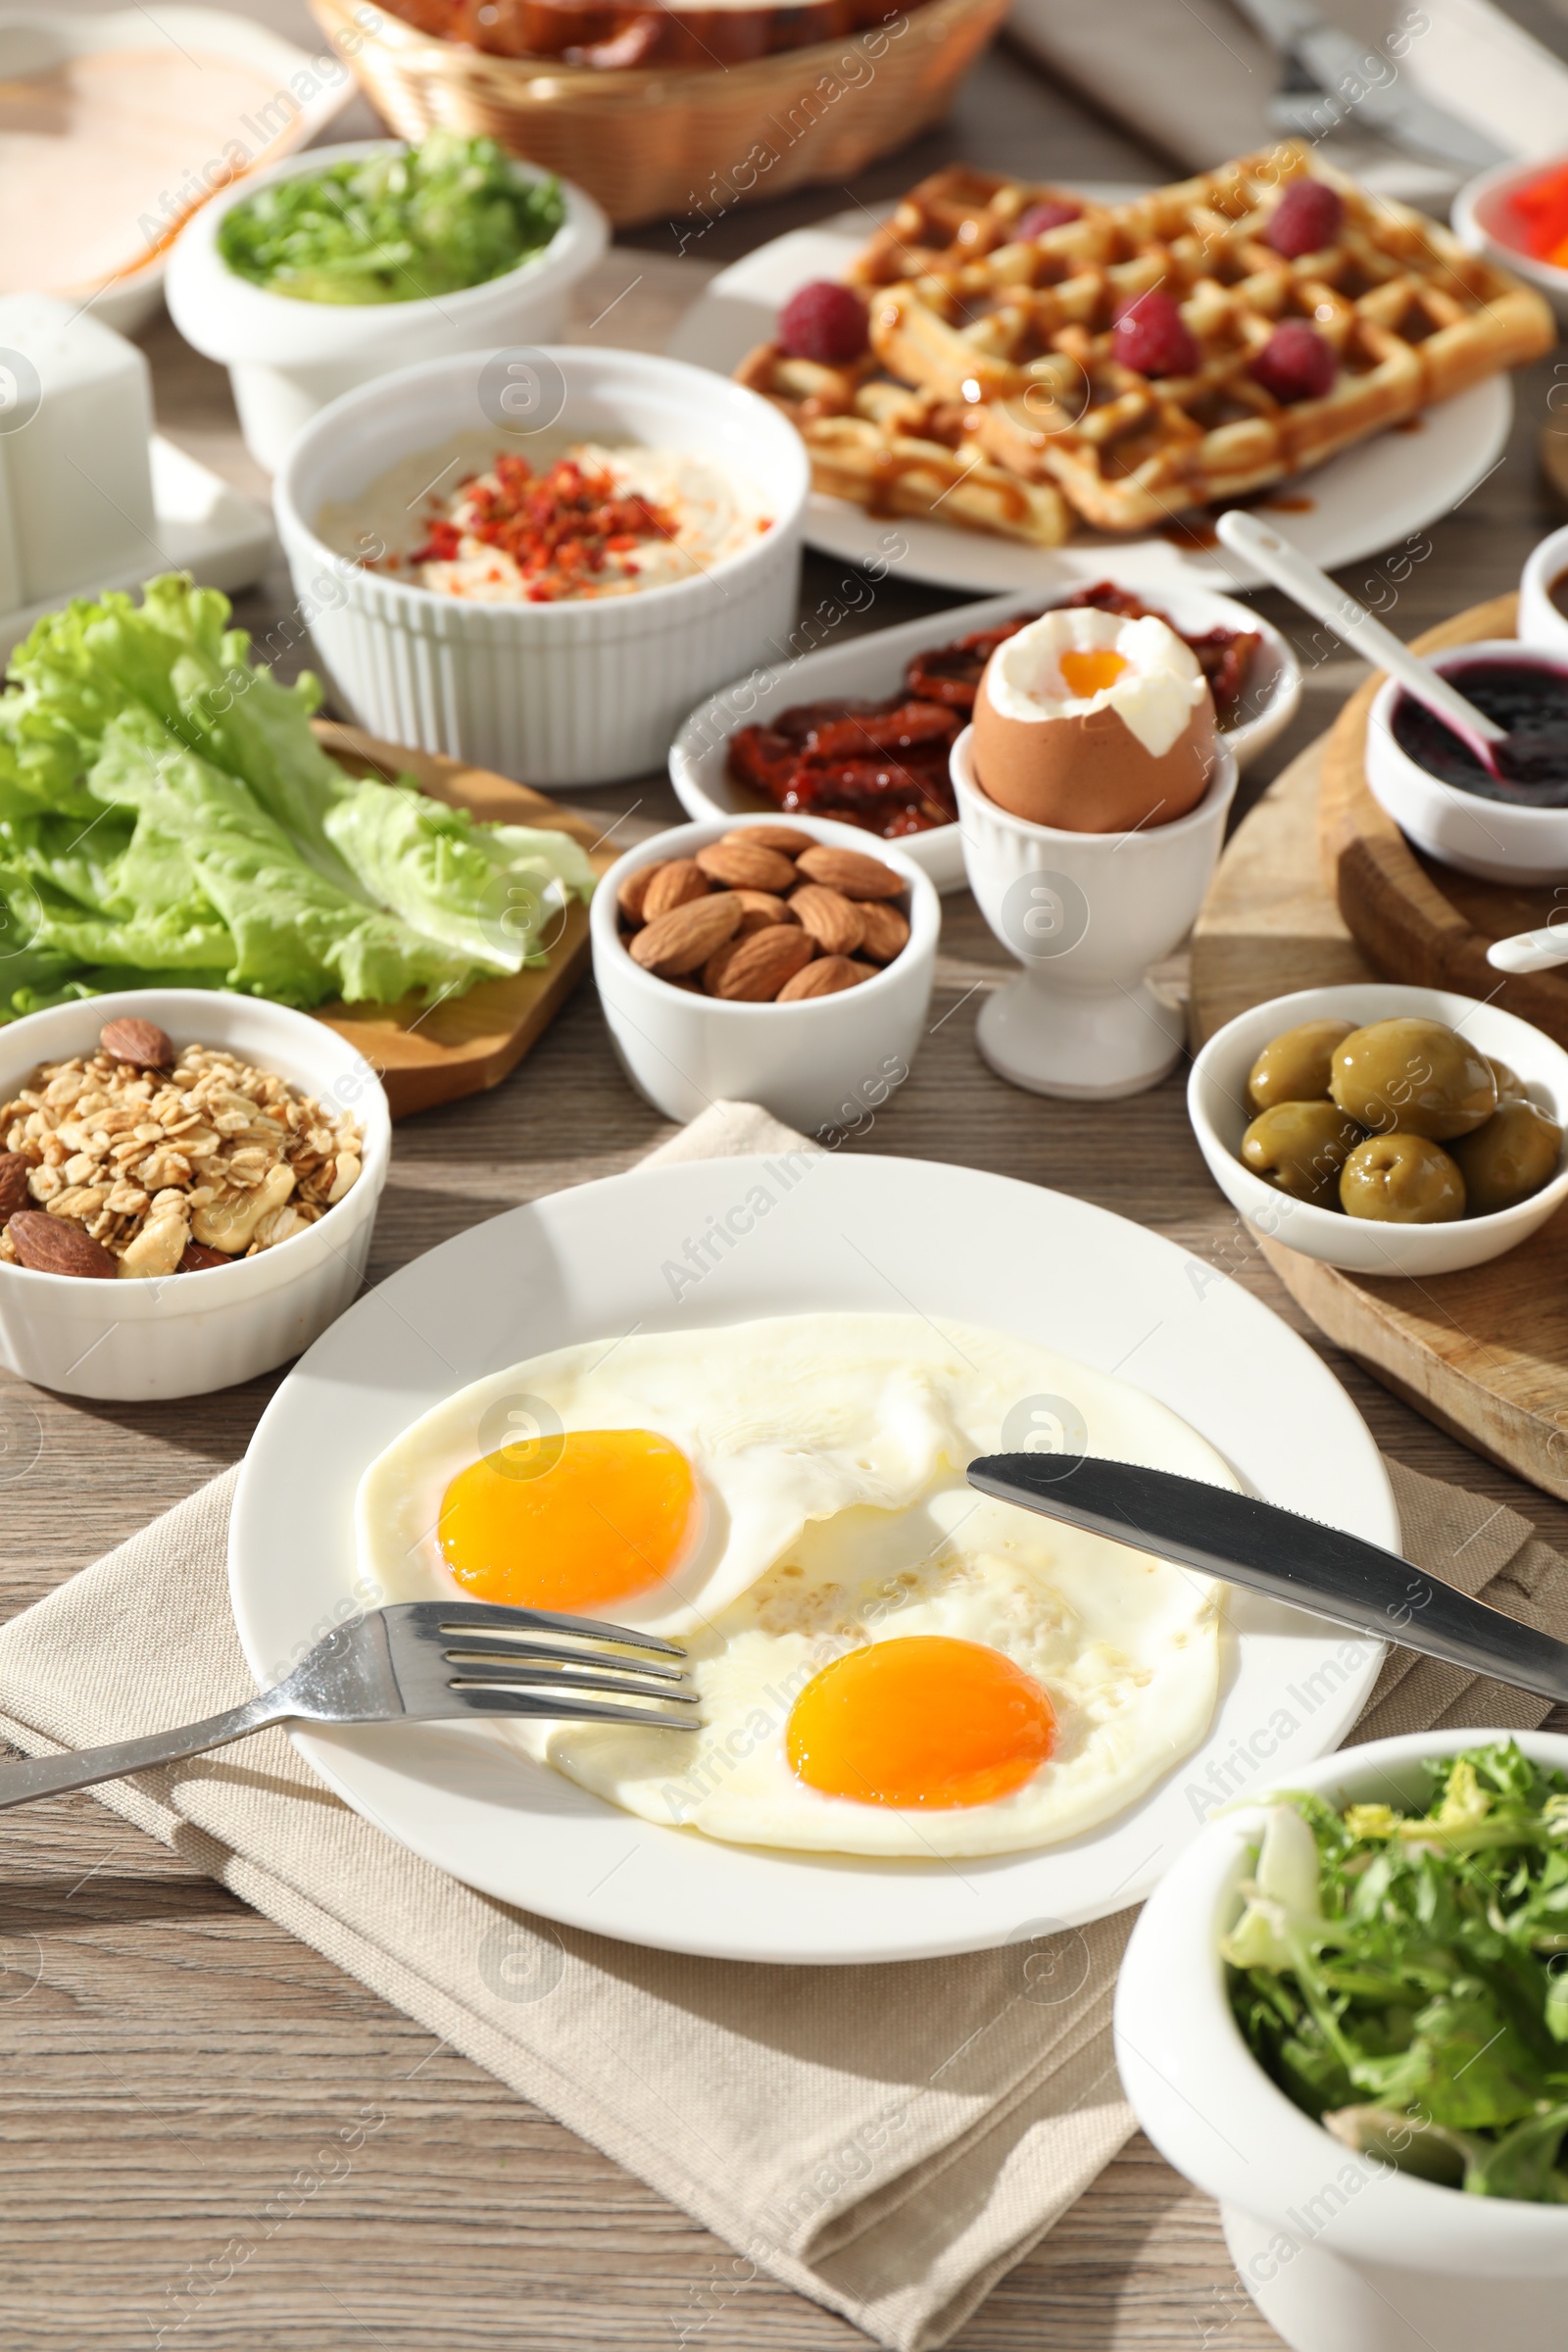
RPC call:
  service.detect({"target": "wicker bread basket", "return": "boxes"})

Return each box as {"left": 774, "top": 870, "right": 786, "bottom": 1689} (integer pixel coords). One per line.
{"left": 308, "top": 0, "right": 1008, "bottom": 225}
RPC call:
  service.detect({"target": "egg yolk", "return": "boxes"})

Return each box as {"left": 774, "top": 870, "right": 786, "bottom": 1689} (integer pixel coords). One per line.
{"left": 438, "top": 1429, "right": 699, "bottom": 1611}
{"left": 785, "top": 1636, "right": 1056, "bottom": 1809}
{"left": 1058, "top": 648, "right": 1129, "bottom": 699}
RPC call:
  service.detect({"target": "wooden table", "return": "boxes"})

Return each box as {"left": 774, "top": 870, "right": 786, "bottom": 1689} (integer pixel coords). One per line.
{"left": 7, "top": 31, "right": 1568, "bottom": 2350}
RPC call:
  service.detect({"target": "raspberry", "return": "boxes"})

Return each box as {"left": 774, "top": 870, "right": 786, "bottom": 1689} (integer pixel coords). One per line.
{"left": 777, "top": 280, "right": 870, "bottom": 366}
{"left": 1112, "top": 289, "right": 1200, "bottom": 379}
{"left": 1263, "top": 178, "right": 1344, "bottom": 260}
{"left": 1016, "top": 198, "right": 1082, "bottom": 239}
{"left": 1250, "top": 320, "right": 1336, "bottom": 404}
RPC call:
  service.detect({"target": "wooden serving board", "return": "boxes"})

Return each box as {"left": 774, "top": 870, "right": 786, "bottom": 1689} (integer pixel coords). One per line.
{"left": 1320, "top": 592, "right": 1568, "bottom": 1045}
{"left": 306, "top": 721, "right": 618, "bottom": 1120}
{"left": 1191, "top": 734, "right": 1568, "bottom": 1504}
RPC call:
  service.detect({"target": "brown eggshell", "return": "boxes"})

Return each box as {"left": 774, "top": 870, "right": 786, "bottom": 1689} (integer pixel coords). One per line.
{"left": 971, "top": 657, "right": 1217, "bottom": 834}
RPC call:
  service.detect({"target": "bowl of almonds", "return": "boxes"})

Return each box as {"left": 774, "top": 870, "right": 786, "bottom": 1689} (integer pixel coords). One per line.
{"left": 0, "top": 990, "right": 391, "bottom": 1401}
{"left": 592, "top": 815, "right": 939, "bottom": 1131}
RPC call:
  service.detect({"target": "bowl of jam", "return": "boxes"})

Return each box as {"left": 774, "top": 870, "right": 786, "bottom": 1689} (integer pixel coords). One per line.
{"left": 1366, "top": 639, "right": 1568, "bottom": 886}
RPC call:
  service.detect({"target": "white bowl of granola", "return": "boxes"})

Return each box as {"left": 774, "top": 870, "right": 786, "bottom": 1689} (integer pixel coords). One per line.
{"left": 0, "top": 991, "right": 390, "bottom": 1400}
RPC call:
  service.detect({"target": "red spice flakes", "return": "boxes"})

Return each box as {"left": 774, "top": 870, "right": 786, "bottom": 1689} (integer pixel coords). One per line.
{"left": 410, "top": 452, "right": 680, "bottom": 601}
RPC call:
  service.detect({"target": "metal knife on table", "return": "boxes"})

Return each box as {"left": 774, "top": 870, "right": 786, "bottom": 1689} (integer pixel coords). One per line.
{"left": 1228, "top": 0, "right": 1506, "bottom": 172}
{"left": 967, "top": 1451, "right": 1568, "bottom": 1704}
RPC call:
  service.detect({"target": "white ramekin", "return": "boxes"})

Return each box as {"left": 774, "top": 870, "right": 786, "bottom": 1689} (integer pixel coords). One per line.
{"left": 955, "top": 727, "right": 1238, "bottom": 1100}
{"left": 0, "top": 991, "right": 390, "bottom": 1400}
{"left": 1364, "top": 641, "right": 1568, "bottom": 885}
{"left": 275, "top": 346, "right": 808, "bottom": 790}
{"left": 1116, "top": 1727, "right": 1568, "bottom": 2352}
{"left": 1454, "top": 156, "right": 1568, "bottom": 325}
{"left": 1519, "top": 523, "right": 1568, "bottom": 656}
{"left": 591, "top": 814, "right": 939, "bottom": 1134}
{"left": 167, "top": 141, "right": 609, "bottom": 473}
{"left": 1189, "top": 980, "right": 1568, "bottom": 1275}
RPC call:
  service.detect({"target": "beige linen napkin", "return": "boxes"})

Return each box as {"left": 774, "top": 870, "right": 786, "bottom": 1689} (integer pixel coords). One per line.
{"left": 2, "top": 1102, "right": 1567, "bottom": 2351}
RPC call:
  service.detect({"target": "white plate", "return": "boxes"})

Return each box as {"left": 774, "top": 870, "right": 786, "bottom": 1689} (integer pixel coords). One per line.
{"left": 229, "top": 1153, "right": 1394, "bottom": 1966}
{"left": 0, "top": 438, "right": 271, "bottom": 659}
{"left": 665, "top": 206, "right": 1513, "bottom": 594}
{"left": 0, "top": 5, "right": 357, "bottom": 332}
{"left": 669, "top": 585, "right": 1302, "bottom": 893}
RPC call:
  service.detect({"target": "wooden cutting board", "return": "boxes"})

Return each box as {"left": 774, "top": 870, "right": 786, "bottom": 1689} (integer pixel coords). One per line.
{"left": 306, "top": 721, "right": 618, "bottom": 1120}
{"left": 1320, "top": 591, "right": 1568, "bottom": 1046}
{"left": 1190, "top": 735, "right": 1568, "bottom": 1504}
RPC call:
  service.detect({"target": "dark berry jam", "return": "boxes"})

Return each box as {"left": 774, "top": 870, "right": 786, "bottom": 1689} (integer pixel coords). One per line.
{"left": 1390, "top": 660, "right": 1568, "bottom": 806}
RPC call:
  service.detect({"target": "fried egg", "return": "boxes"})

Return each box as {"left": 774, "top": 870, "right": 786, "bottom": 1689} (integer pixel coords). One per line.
{"left": 356, "top": 1313, "right": 1236, "bottom": 1857}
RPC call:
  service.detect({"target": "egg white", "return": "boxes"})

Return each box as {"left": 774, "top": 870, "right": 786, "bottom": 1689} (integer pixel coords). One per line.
{"left": 357, "top": 1313, "right": 1236, "bottom": 1857}
{"left": 986, "top": 606, "right": 1205, "bottom": 759}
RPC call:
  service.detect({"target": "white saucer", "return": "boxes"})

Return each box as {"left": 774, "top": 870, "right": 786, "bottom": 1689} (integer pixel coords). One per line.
{"left": 228, "top": 1152, "right": 1395, "bottom": 1966}
{"left": 0, "top": 436, "right": 272, "bottom": 657}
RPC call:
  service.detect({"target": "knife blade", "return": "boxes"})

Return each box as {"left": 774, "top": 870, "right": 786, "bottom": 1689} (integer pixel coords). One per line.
{"left": 1229, "top": 0, "right": 1507, "bottom": 171}
{"left": 966, "top": 1452, "right": 1568, "bottom": 1705}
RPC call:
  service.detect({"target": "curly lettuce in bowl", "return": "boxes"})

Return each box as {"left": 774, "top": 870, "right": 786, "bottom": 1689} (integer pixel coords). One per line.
{"left": 217, "top": 131, "right": 565, "bottom": 306}
{"left": 1226, "top": 1740, "right": 1568, "bottom": 2201}
{"left": 0, "top": 574, "right": 595, "bottom": 1022}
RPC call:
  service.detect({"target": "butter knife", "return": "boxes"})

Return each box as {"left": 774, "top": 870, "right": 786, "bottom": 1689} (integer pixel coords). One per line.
{"left": 966, "top": 1452, "right": 1568, "bottom": 1704}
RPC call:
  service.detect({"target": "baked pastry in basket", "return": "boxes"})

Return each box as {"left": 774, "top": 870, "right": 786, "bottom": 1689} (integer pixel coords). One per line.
{"left": 736, "top": 143, "right": 1555, "bottom": 543}
{"left": 384, "top": 0, "right": 913, "bottom": 66}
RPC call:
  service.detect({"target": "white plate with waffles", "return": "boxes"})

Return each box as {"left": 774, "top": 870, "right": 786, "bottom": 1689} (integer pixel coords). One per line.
{"left": 666, "top": 202, "right": 1515, "bottom": 596}
{"left": 227, "top": 1152, "right": 1394, "bottom": 1964}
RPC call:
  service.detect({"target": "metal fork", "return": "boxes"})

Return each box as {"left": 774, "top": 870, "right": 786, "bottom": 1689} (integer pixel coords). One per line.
{"left": 0, "top": 1601, "right": 698, "bottom": 1813}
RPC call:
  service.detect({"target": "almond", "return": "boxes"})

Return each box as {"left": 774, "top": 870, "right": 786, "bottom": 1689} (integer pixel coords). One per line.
{"left": 629, "top": 893, "right": 742, "bottom": 975}
{"left": 641, "top": 859, "right": 710, "bottom": 921}
{"left": 0, "top": 1152, "right": 30, "bottom": 1218}
{"left": 709, "top": 925, "right": 816, "bottom": 1002}
{"left": 789, "top": 882, "right": 863, "bottom": 956}
{"left": 794, "top": 844, "right": 905, "bottom": 902}
{"left": 733, "top": 890, "right": 793, "bottom": 935}
{"left": 722, "top": 823, "right": 815, "bottom": 855}
{"left": 7, "top": 1209, "right": 118, "bottom": 1278}
{"left": 617, "top": 862, "right": 668, "bottom": 925}
{"left": 856, "top": 901, "right": 910, "bottom": 962}
{"left": 776, "top": 955, "right": 869, "bottom": 1002}
{"left": 100, "top": 1015, "right": 173, "bottom": 1067}
{"left": 178, "top": 1240, "right": 233, "bottom": 1272}
{"left": 696, "top": 839, "right": 797, "bottom": 893}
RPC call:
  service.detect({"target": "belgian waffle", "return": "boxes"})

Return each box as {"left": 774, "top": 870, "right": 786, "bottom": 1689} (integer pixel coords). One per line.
{"left": 738, "top": 144, "right": 1555, "bottom": 544}
{"left": 733, "top": 348, "right": 1074, "bottom": 543}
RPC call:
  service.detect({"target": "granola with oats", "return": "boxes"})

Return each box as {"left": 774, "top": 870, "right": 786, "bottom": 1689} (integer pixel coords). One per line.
{"left": 0, "top": 1034, "right": 364, "bottom": 1280}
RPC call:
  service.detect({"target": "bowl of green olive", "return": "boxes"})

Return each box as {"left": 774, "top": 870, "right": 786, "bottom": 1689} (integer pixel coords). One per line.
{"left": 1188, "top": 984, "right": 1568, "bottom": 1275}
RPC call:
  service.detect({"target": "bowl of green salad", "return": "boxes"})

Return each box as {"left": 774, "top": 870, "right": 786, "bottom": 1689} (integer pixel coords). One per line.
{"left": 166, "top": 132, "right": 608, "bottom": 471}
{"left": 1116, "top": 1732, "right": 1568, "bottom": 2352}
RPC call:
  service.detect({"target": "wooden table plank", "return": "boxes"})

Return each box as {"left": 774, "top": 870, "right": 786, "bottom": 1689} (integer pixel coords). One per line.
{"left": 5, "top": 24, "right": 1568, "bottom": 2347}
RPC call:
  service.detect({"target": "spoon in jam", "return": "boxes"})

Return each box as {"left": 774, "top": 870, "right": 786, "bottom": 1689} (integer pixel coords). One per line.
{"left": 1214, "top": 513, "right": 1568, "bottom": 788}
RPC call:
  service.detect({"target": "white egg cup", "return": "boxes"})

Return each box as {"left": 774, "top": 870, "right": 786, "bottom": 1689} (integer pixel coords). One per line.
{"left": 953, "top": 728, "right": 1238, "bottom": 1100}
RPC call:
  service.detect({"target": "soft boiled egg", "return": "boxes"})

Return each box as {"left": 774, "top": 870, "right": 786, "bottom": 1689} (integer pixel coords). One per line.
{"left": 357, "top": 1313, "right": 1237, "bottom": 1858}
{"left": 972, "top": 606, "right": 1216, "bottom": 833}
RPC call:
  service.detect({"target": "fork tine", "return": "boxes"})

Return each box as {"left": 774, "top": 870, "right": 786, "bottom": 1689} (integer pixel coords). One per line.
{"left": 451, "top": 1689, "right": 702, "bottom": 1731}
{"left": 439, "top": 1638, "right": 688, "bottom": 1683}
{"left": 398, "top": 1600, "right": 684, "bottom": 1657}
{"left": 449, "top": 1661, "right": 699, "bottom": 1704}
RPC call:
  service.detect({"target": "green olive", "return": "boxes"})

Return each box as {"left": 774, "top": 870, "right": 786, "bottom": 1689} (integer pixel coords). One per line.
{"left": 1449, "top": 1099, "right": 1563, "bottom": 1216}
{"left": 1340, "top": 1132, "right": 1466, "bottom": 1223}
{"left": 1330, "top": 1018, "right": 1496, "bottom": 1141}
{"left": 1241, "top": 1102, "right": 1364, "bottom": 1204}
{"left": 1247, "top": 1018, "right": 1355, "bottom": 1112}
{"left": 1487, "top": 1055, "right": 1529, "bottom": 1103}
